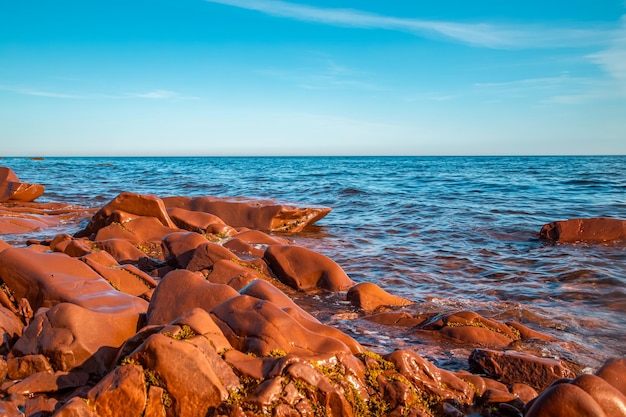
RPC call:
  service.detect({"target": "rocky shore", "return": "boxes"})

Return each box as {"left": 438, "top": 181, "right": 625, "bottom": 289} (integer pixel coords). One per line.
{"left": 0, "top": 167, "right": 625, "bottom": 417}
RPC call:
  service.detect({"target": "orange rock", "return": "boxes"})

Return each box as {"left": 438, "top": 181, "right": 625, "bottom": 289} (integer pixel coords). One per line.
{"left": 469, "top": 349, "right": 575, "bottom": 391}
{"left": 146, "top": 269, "right": 239, "bottom": 325}
{"left": 186, "top": 242, "right": 241, "bottom": 272}
{"left": 11, "top": 302, "right": 143, "bottom": 376}
{"left": 239, "top": 279, "right": 362, "bottom": 354}
{"left": 596, "top": 358, "right": 626, "bottom": 397}
{"left": 539, "top": 217, "right": 626, "bottom": 243}
{"left": 211, "top": 295, "right": 354, "bottom": 357}
{"left": 346, "top": 282, "right": 413, "bottom": 312}
{"left": 264, "top": 245, "right": 354, "bottom": 291}
{"left": 6, "top": 354, "right": 53, "bottom": 380}
{"left": 76, "top": 192, "right": 177, "bottom": 238}
{"left": 93, "top": 238, "right": 157, "bottom": 265}
{"left": 416, "top": 310, "right": 522, "bottom": 348}
{"left": 525, "top": 383, "right": 608, "bottom": 417}
{"left": 85, "top": 364, "right": 147, "bottom": 417}
{"left": 162, "top": 231, "right": 210, "bottom": 268}
{"left": 81, "top": 251, "right": 157, "bottom": 297}
{"left": 6, "top": 370, "right": 88, "bottom": 395}
{"left": 162, "top": 195, "right": 331, "bottom": 233}
{"left": 206, "top": 258, "right": 264, "bottom": 287}
{"left": 386, "top": 349, "right": 474, "bottom": 404}
{"left": 0, "top": 167, "right": 44, "bottom": 203}
{"left": 171, "top": 308, "right": 233, "bottom": 353}
{"left": 52, "top": 396, "right": 99, "bottom": 417}
{"left": 0, "top": 248, "right": 148, "bottom": 314}
{"left": 0, "top": 306, "right": 23, "bottom": 354}
{"left": 571, "top": 374, "right": 626, "bottom": 417}
{"left": 127, "top": 333, "right": 229, "bottom": 417}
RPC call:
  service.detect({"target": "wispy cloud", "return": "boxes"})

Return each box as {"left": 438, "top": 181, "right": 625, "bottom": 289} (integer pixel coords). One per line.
{"left": 123, "top": 90, "right": 200, "bottom": 100}
{"left": 587, "top": 15, "right": 626, "bottom": 92}
{"left": 205, "top": 0, "right": 614, "bottom": 49}
{"left": 0, "top": 85, "right": 199, "bottom": 100}
{"left": 257, "top": 55, "right": 384, "bottom": 91}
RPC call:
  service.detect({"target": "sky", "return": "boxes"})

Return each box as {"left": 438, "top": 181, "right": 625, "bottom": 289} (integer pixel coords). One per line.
{"left": 1, "top": 0, "right": 625, "bottom": 156}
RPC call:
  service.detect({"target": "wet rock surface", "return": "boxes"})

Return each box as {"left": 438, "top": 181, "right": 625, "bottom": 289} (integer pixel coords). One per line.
{"left": 0, "top": 167, "right": 624, "bottom": 416}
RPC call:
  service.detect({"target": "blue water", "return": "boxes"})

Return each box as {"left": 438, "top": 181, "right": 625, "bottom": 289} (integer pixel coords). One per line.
{"left": 2, "top": 156, "right": 625, "bottom": 369}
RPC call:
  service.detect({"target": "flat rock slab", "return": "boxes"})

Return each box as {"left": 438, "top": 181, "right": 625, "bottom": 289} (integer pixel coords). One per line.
{"left": 163, "top": 195, "right": 331, "bottom": 233}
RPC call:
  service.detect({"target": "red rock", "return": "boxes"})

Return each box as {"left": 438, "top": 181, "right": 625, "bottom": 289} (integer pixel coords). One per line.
{"left": 94, "top": 216, "right": 179, "bottom": 245}
{"left": 223, "top": 237, "right": 266, "bottom": 258}
{"left": 0, "top": 238, "right": 10, "bottom": 253}
{"left": 223, "top": 349, "right": 276, "bottom": 381}
{"left": 76, "top": 192, "right": 177, "bottom": 238}
{"left": 264, "top": 245, "right": 354, "bottom": 291}
{"left": 54, "top": 238, "right": 93, "bottom": 258}
{"left": 145, "top": 385, "right": 167, "bottom": 417}
{"left": 7, "top": 354, "right": 53, "bottom": 380}
{"left": 0, "top": 248, "right": 148, "bottom": 314}
{"left": 571, "top": 374, "right": 626, "bottom": 417}
{"left": 206, "top": 258, "right": 264, "bottom": 287}
{"left": 539, "top": 217, "right": 626, "bottom": 243}
{"left": 346, "top": 282, "right": 413, "bottom": 312}
{"left": 0, "top": 203, "right": 91, "bottom": 235}
{"left": 0, "top": 306, "right": 23, "bottom": 354}
{"left": 596, "top": 358, "right": 626, "bottom": 397}
{"left": 6, "top": 370, "right": 89, "bottom": 395}
{"left": 525, "top": 383, "right": 608, "bottom": 417}
{"left": 416, "top": 311, "right": 522, "bottom": 348}
{"left": 505, "top": 321, "right": 556, "bottom": 341}
{"left": 170, "top": 307, "right": 233, "bottom": 353}
{"left": 81, "top": 251, "right": 157, "bottom": 297}
{"left": 25, "top": 396, "right": 58, "bottom": 416}
{"left": 167, "top": 206, "right": 227, "bottom": 229}
{"left": 211, "top": 295, "right": 354, "bottom": 357}
{"left": 239, "top": 279, "right": 363, "bottom": 354}
{"left": 52, "top": 396, "right": 99, "bottom": 417}
{"left": 232, "top": 229, "right": 289, "bottom": 245}
{"left": 12, "top": 302, "right": 143, "bottom": 376}
{"left": 127, "top": 333, "right": 229, "bottom": 417}
{"left": 385, "top": 349, "right": 474, "bottom": 404}
{"left": 85, "top": 364, "right": 147, "bottom": 417}
{"left": 509, "top": 382, "right": 539, "bottom": 403}
{"left": 0, "top": 167, "right": 45, "bottom": 202}
{"left": 186, "top": 242, "right": 241, "bottom": 272}
{"left": 469, "top": 349, "right": 575, "bottom": 391}
{"left": 161, "top": 231, "right": 210, "bottom": 268}
{"left": 162, "top": 195, "right": 331, "bottom": 233}
{"left": 146, "top": 269, "right": 239, "bottom": 325}
{"left": 0, "top": 400, "right": 22, "bottom": 417}
{"left": 92, "top": 238, "right": 152, "bottom": 264}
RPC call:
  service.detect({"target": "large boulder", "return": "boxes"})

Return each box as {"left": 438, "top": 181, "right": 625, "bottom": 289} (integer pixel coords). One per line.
{"left": 525, "top": 357, "right": 626, "bottom": 417}
{"left": 0, "top": 248, "right": 148, "bottom": 315}
{"left": 75, "top": 192, "right": 177, "bottom": 238}
{"left": 346, "top": 282, "right": 413, "bottom": 312}
{"left": 469, "top": 348, "right": 575, "bottom": 391}
{"left": 264, "top": 245, "right": 354, "bottom": 291}
{"left": 162, "top": 195, "right": 331, "bottom": 233}
{"left": 146, "top": 269, "right": 239, "bottom": 325}
{"left": 11, "top": 302, "right": 142, "bottom": 377}
{"left": 539, "top": 217, "right": 626, "bottom": 243}
{"left": 0, "top": 167, "right": 44, "bottom": 202}
{"left": 211, "top": 295, "right": 354, "bottom": 357}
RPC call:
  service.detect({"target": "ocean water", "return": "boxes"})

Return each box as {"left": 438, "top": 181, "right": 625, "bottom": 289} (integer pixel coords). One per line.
{"left": 2, "top": 156, "right": 625, "bottom": 370}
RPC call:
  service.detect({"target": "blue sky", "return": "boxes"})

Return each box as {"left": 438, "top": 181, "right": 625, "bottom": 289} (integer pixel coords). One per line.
{"left": 1, "top": 0, "right": 625, "bottom": 156}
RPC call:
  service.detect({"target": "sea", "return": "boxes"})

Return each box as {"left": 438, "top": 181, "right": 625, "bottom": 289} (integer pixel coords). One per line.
{"left": 2, "top": 156, "right": 625, "bottom": 371}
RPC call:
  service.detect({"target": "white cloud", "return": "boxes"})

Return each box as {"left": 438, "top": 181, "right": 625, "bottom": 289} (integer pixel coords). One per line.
{"left": 205, "top": 0, "right": 614, "bottom": 49}
{"left": 588, "top": 15, "right": 626, "bottom": 92}
{"left": 0, "top": 85, "right": 199, "bottom": 100}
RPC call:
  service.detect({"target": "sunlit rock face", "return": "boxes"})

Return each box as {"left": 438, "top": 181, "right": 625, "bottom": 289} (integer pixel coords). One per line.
{"left": 0, "top": 167, "right": 44, "bottom": 203}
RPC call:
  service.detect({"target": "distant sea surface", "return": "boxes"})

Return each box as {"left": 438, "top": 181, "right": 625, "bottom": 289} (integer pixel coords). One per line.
{"left": 3, "top": 156, "right": 625, "bottom": 370}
